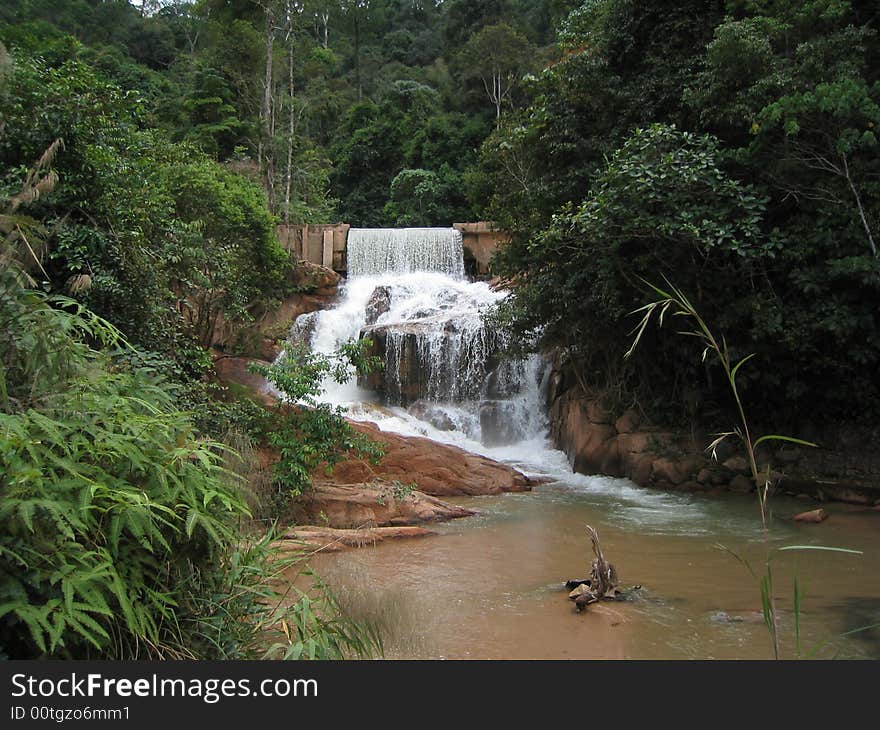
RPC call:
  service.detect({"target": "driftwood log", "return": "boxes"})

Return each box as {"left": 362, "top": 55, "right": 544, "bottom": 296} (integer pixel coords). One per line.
{"left": 567, "top": 525, "right": 622, "bottom": 611}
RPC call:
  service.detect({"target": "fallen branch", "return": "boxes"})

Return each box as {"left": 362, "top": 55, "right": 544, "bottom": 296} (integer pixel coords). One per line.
{"left": 567, "top": 525, "right": 622, "bottom": 611}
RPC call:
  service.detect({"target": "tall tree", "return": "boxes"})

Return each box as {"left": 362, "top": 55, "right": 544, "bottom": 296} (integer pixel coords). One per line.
{"left": 457, "top": 23, "right": 534, "bottom": 119}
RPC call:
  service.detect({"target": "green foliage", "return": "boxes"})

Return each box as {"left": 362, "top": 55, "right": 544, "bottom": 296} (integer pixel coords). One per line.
{"left": 493, "top": 123, "right": 767, "bottom": 421}
{"left": 330, "top": 78, "right": 489, "bottom": 225}
{"left": 0, "top": 264, "right": 245, "bottom": 658}
{"left": 182, "top": 65, "right": 251, "bottom": 158}
{"left": 384, "top": 168, "right": 450, "bottom": 226}
{"left": 160, "top": 154, "right": 288, "bottom": 345}
{"left": 478, "top": 0, "right": 880, "bottom": 432}
{"left": 472, "top": 0, "right": 722, "bottom": 231}
{"left": 455, "top": 22, "right": 537, "bottom": 118}
{"left": 626, "top": 276, "right": 817, "bottom": 527}
{"left": 0, "top": 110, "right": 378, "bottom": 663}
{"left": 183, "top": 528, "right": 382, "bottom": 660}
{"left": 0, "top": 0, "right": 570, "bottom": 226}
{"left": 250, "top": 340, "right": 384, "bottom": 501}
{"left": 0, "top": 52, "right": 290, "bottom": 372}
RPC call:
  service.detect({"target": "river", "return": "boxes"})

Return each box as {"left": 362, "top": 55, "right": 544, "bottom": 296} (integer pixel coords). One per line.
{"left": 293, "top": 227, "right": 880, "bottom": 660}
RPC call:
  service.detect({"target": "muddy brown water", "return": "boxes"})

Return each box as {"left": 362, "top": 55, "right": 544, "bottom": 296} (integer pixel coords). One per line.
{"left": 309, "top": 475, "right": 880, "bottom": 659}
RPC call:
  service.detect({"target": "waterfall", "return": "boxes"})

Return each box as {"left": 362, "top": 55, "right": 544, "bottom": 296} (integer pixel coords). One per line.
{"left": 293, "top": 227, "right": 549, "bottom": 450}
{"left": 347, "top": 228, "right": 465, "bottom": 278}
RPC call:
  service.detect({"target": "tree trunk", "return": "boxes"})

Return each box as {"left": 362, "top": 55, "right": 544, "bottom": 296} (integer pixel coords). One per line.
{"left": 354, "top": 15, "right": 361, "bottom": 100}
{"left": 262, "top": 4, "right": 277, "bottom": 211}
{"left": 842, "top": 153, "right": 877, "bottom": 257}
{"left": 284, "top": 2, "right": 296, "bottom": 225}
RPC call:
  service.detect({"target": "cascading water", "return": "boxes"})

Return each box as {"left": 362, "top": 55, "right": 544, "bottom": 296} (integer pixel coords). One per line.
{"left": 347, "top": 228, "right": 466, "bottom": 278}
{"left": 296, "top": 227, "right": 549, "bottom": 452}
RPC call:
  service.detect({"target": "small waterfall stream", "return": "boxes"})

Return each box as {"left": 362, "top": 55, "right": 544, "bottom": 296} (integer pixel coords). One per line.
{"left": 297, "top": 227, "right": 549, "bottom": 450}
{"left": 347, "top": 227, "right": 466, "bottom": 278}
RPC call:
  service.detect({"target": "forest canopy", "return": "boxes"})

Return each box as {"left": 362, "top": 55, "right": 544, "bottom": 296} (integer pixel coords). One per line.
{"left": 1, "top": 0, "right": 877, "bottom": 456}
{"left": 1, "top": 0, "right": 879, "bottom": 658}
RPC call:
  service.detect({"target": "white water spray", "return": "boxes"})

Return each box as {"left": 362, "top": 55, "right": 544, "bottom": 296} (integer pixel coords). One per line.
{"left": 295, "top": 228, "right": 548, "bottom": 452}
{"left": 347, "top": 228, "right": 465, "bottom": 278}
{"left": 283, "top": 227, "right": 724, "bottom": 526}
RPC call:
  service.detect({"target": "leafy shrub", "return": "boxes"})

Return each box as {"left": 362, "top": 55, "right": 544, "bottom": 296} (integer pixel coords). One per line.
{"left": 492, "top": 123, "right": 768, "bottom": 422}
{"left": 250, "top": 341, "right": 385, "bottom": 503}
{"left": 0, "top": 267, "right": 244, "bottom": 657}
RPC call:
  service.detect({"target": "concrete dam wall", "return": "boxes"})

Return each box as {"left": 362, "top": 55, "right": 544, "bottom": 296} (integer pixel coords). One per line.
{"left": 277, "top": 222, "right": 508, "bottom": 277}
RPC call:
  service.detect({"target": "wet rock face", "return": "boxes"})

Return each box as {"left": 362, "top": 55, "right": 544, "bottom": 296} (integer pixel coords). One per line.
{"left": 358, "top": 320, "right": 500, "bottom": 406}
{"left": 328, "top": 420, "right": 532, "bottom": 497}
{"left": 484, "top": 364, "right": 523, "bottom": 399}
{"left": 358, "top": 326, "right": 424, "bottom": 404}
{"left": 364, "top": 285, "right": 392, "bottom": 326}
{"left": 546, "top": 370, "right": 880, "bottom": 505}
{"left": 288, "top": 311, "right": 319, "bottom": 348}
{"left": 408, "top": 400, "right": 457, "bottom": 432}
{"left": 480, "top": 400, "right": 524, "bottom": 447}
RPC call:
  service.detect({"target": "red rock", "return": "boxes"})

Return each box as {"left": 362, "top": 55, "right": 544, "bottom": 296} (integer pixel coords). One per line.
{"left": 625, "top": 453, "right": 654, "bottom": 485}
{"left": 279, "top": 525, "right": 435, "bottom": 553}
{"left": 614, "top": 409, "right": 641, "bottom": 434}
{"left": 331, "top": 420, "right": 532, "bottom": 497}
{"left": 586, "top": 399, "right": 613, "bottom": 425}
{"left": 723, "top": 456, "right": 750, "bottom": 473}
{"left": 293, "top": 482, "right": 474, "bottom": 528}
{"left": 651, "top": 458, "right": 690, "bottom": 485}
{"left": 729, "top": 475, "right": 754, "bottom": 493}
{"left": 211, "top": 361, "right": 531, "bottom": 500}
{"left": 793, "top": 508, "right": 829, "bottom": 524}
{"left": 214, "top": 356, "right": 276, "bottom": 406}
{"left": 617, "top": 432, "right": 651, "bottom": 454}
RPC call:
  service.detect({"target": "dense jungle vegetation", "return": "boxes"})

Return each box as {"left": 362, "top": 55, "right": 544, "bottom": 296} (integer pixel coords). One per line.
{"left": 1, "top": 0, "right": 879, "bottom": 658}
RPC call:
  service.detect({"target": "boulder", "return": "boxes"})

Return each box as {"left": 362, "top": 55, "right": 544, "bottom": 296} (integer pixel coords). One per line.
{"left": 723, "top": 456, "right": 750, "bottom": 473}
{"left": 357, "top": 325, "right": 427, "bottom": 404}
{"left": 616, "top": 432, "right": 653, "bottom": 455}
{"left": 279, "top": 525, "right": 436, "bottom": 552}
{"left": 293, "top": 481, "right": 474, "bottom": 529}
{"left": 484, "top": 365, "right": 522, "bottom": 399}
{"left": 408, "top": 400, "right": 458, "bottom": 432}
{"left": 328, "top": 420, "right": 532, "bottom": 497}
{"left": 359, "top": 319, "right": 497, "bottom": 405}
{"left": 625, "top": 453, "right": 654, "bottom": 485}
{"left": 287, "top": 311, "right": 320, "bottom": 348}
{"left": 364, "top": 285, "right": 392, "bottom": 325}
{"left": 480, "top": 400, "right": 521, "bottom": 446}
{"left": 551, "top": 392, "right": 620, "bottom": 475}
{"left": 651, "top": 458, "right": 690, "bottom": 485}
{"left": 614, "top": 409, "right": 641, "bottom": 434}
{"left": 729, "top": 474, "right": 754, "bottom": 493}
{"left": 570, "top": 423, "right": 619, "bottom": 475}
{"left": 793, "top": 508, "right": 829, "bottom": 524}
{"left": 697, "top": 467, "right": 728, "bottom": 486}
